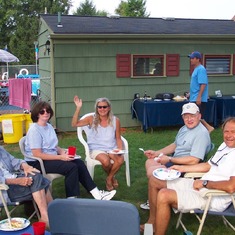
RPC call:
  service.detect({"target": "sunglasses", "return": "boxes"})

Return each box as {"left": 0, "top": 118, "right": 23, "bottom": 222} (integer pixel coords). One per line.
{"left": 39, "top": 109, "right": 51, "bottom": 115}
{"left": 209, "top": 148, "right": 235, "bottom": 166}
{"left": 210, "top": 154, "right": 226, "bottom": 166}
{"left": 97, "top": 106, "right": 109, "bottom": 109}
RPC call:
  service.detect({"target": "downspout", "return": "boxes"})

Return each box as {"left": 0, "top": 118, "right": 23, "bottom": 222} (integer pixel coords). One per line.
{"left": 50, "top": 38, "right": 56, "bottom": 128}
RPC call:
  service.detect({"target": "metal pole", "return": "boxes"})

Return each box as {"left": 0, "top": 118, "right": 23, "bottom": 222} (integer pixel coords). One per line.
{"left": 34, "top": 41, "right": 39, "bottom": 75}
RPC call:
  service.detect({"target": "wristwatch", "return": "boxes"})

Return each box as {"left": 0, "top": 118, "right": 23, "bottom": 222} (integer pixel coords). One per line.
{"left": 202, "top": 180, "right": 208, "bottom": 188}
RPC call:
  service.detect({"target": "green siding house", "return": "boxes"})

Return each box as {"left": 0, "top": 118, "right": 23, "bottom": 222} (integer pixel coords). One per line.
{"left": 38, "top": 14, "right": 235, "bottom": 131}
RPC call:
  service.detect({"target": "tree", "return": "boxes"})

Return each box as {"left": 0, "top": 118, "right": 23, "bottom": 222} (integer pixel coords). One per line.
{"left": 115, "top": 0, "right": 149, "bottom": 17}
{"left": 73, "top": 0, "right": 108, "bottom": 16}
{"left": 0, "top": 0, "right": 72, "bottom": 64}
{"left": 73, "top": 0, "right": 97, "bottom": 16}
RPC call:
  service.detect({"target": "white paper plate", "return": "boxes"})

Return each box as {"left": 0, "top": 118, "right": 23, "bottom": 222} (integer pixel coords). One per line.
{"left": 108, "top": 150, "right": 126, "bottom": 155}
{"left": 153, "top": 168, "right": 181, "bottom": 180}
{"left": 0, "top": 218, "right": 30, "bottom": 231}
{"left": 163, "top": 99, "right": 171, "bottom": 101}
{"left": 154, "top": 99, "right": 162, "bottom": 102}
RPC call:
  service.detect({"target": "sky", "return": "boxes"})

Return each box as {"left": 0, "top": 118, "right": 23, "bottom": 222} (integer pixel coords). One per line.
{"left": 70, "top": 0, "right": 235, "bottom": 20}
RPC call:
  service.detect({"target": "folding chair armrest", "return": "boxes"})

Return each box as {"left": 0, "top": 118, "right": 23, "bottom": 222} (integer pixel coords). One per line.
{"left": 184, "top": 172, "right": 205, "bottom": 178}
{"left": 26, "top": 155, "right": 47, "bottom": 177}
{"left": 0, "top": 183, "right": 9, "bottom": 190}
{"left": 201, "top": 189, "right": 234, "bottom": 198}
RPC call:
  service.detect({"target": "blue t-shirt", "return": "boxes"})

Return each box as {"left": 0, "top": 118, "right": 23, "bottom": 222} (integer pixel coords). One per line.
{"left": 190, "top": 64, "right": 208, "bottom": 102}
{"left": 173, "top": 122, "right": 211, "bottom": 161}
{"left": 24, "top": 123, "right": 58, "bottom": 161}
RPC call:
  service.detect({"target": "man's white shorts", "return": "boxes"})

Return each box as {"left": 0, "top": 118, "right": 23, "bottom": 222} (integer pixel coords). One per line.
{"left": 167, "top": 178, "right": 230, "bottom": 212}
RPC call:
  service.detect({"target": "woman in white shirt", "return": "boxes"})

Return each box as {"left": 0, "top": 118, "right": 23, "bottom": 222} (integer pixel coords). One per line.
{"left": 72, "top": 96, "right": 124, "bottom": 191}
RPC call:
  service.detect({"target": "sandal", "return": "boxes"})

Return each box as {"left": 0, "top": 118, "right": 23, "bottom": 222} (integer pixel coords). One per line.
{"left": 106, "top": 180, "right": 114, "bottom": 191}
{"left": 112, "top": 177, "right": 119, "bottom": 189}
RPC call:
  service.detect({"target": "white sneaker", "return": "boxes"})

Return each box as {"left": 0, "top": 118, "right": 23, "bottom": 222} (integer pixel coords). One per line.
{"left": 99, "top": 190, "right": 116, "bottom": 200}
{"left": 140, "top": 200, "right": 149, "bottom": 210}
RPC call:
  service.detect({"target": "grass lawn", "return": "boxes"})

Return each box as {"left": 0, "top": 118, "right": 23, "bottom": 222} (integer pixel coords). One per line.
{"left": 2, "top": 125, "right": 235, "bottom": 235}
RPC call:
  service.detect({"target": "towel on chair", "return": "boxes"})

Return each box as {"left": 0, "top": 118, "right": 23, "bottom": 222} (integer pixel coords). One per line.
{"left": 9, "top": 78, "right": 32, "bottom": 110}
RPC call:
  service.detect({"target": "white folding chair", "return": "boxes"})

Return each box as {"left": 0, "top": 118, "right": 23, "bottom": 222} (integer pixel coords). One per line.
{"left": 77, "top": 112, "right": 130, "bottom": 186}
{"left": 0, "top": 183, "right": 40, "bottom": 221}
{"left": 19, "top": 136, "right": 63, "bottom": 192}
{"left": 175, "top": 172, "right": 235, "bottom": 235}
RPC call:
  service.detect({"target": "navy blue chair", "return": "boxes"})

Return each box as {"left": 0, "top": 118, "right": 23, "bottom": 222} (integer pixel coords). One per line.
{"left": 48, "top": 198, "right": 140, "bottom": 235}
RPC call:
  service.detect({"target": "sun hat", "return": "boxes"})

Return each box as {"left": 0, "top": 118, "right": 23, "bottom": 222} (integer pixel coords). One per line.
{"left": 181, "top": 103, "right": 200, "bottom": 115}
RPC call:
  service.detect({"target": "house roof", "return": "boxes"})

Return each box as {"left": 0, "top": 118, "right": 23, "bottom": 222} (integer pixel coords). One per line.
{"left": 40, "top": 14, "right": 235, "bottom": 35}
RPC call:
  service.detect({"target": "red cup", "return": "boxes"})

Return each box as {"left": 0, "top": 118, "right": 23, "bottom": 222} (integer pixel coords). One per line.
{"left": 68, "top": 146, "right": 76, "bottom": 156}
{"left": 32, "top": 221, "right": 46, "bottom": 235}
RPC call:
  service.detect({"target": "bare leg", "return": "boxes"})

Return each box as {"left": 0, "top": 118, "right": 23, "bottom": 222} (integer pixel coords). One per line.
{"left": 201, "top": 119, "right": 214, "bottom": 133}
{"left": 96, "top": 153, "right": 112, "bottom": 174}
{"left": 155, "top": 188, "right": 178, "bottom": 235}
{"left": 146, "top": 176, "right": 167, "bottom": 225}
{"left": 32, "top": 189, "right": 52, "bottom": 223}
{"left": 97, "top": 153, "right": 124, "bottom": 190}
{"left": 145, "top": 159, "right": 165, "bottom": 178}
{"left": 107, "top": 154, "right": 124, "bottom": 181}
{"left": 46, "top": 189, "right": 53, "bottom": 204}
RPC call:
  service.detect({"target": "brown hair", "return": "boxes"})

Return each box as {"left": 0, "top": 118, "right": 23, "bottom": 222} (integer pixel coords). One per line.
{"left": 31, "top": 101, "right": 54, "bottom": 122}
{"left": 222, "top": 117, "right": 235, "bottom": 130}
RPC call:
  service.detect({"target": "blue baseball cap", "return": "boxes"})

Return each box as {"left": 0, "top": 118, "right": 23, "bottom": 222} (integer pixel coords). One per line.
{"left": 188, "top": 51, "right": 201, "bottom": 59}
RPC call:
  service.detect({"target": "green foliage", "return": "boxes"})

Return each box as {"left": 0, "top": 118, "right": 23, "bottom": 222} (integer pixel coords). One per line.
{"left": 0, "top": 0, "right": 72, "bottom": 64}
{"left": 3, "top": 126, "right": 234, "bottom": 234}
{"left": 73, "top": 0, "right": 108, "bottom": 16}
{"left": 115, "top": 0, "right": 150, "bottom": 17}
{"left": 73, "top": 0, "right": 97, "bottom": 16}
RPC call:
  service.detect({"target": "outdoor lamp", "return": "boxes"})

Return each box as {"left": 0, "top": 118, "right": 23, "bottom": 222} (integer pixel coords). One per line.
{"left": 44, "top": 40, "right": 50, "bottom": 55}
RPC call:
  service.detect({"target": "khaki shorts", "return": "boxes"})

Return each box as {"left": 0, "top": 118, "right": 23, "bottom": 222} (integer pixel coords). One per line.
{"left": 90, "top": 150, "right": 108, "bottom": 159}
{"left": 167, "top": 178, "right": 207, "bottom": 212}
{"left": 167, "top": 178, "right": 230, "bottom": 212}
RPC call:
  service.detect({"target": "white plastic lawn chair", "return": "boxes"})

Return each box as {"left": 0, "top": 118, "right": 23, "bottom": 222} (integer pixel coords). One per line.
{"left": 77, "top": 112, "right": 130, "bottom": 187}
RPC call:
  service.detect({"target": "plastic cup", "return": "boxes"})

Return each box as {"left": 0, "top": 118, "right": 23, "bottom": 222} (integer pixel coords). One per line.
{"left": 68, "top": 146, "right": 76, "bottom": 156}
{"left": 32, "top": 221, "right": 46, "bottom": 235}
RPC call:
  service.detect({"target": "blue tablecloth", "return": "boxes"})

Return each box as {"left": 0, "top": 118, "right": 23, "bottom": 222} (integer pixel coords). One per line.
{"left": 210, "top": 96, "right": 235, "bottom": 124}
{"left": 1, "top": 225, "right": 51, "bottom": 235}
{"left": 132, "top": 99, "right": 217, "bottom": 132}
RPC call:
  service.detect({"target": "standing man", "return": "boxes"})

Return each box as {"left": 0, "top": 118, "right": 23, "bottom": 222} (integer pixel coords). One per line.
{"left": 188, "top": 51, "right": 214, "bottom": 133}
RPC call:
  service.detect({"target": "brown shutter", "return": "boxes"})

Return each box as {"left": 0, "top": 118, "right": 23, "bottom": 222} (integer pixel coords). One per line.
{"left": 166, "top": 54, "right": 179, "bottom": 76}
{"left": 233, "top": 54, "right": 235, "bottom": 75}
{"left": 116, "top": 54, "right": 131, "bottom": 78}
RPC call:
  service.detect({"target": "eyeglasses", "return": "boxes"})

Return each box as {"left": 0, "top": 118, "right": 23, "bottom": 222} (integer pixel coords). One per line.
{"left": 182, "top": 114, "right": 199, "bottom": 120}
{"left": 39, "top": 109, "right": 51, "bottom": 115}
{"left": 97, "top": 106, "right": 109, "bottom": 109}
